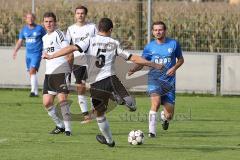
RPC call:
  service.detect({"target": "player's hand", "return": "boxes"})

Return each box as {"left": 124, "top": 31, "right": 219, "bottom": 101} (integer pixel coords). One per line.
{"left": 42, "top": 52, "right": 52, "bottom": 60}
{"left": 166, "top": 67, "right": 176, "bottom": 76}
{"left": 155, "top": 63, "right": 164, "bottom": 70}
{"left": 12, "top": 52, "right": 17, "bottom": 60}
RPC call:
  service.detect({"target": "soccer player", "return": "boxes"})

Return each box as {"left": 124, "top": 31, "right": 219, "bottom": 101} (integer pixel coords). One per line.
{"left": 65, "top": 5, "right": 97, "bottom": 122}
{"left": 13, "top": 13, "right": 46, "bottom": 97}
{"left": 128, "top": 21, "right": 184, "bottom": 137}
{"left": 42, "top": 12, "right": 72, "bottom": 136}
{"left": 42, "top": 18, "right": 163, "bottom": 147}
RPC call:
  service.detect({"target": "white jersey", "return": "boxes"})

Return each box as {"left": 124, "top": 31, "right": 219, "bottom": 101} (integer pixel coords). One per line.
{"left": 43, "top": 29, "right": 71, "bottom": 74}
{"left": 75, "top": 34, "right": 132, "bottom": 83}
{"left": 66, "top": 22, "right": 97, "bottom": 65}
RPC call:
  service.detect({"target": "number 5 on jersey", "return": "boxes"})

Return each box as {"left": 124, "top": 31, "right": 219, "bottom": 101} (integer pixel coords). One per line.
{"left": 96, "top": 48, "right": 106, "bottom": 68}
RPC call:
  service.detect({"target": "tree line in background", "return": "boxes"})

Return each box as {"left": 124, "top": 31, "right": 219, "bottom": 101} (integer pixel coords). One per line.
{"left": 0, "top": 0, "right": 239, "bottom": 52}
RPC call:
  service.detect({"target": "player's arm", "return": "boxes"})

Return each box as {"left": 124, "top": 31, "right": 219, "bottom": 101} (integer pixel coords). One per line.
{"left": 166, "top": 41, "right": 184, "bottom": 76}
{"left": 128, "top": 64, "right": 144, "bottom": 76}
{"left": 129, "top": 54, "right": 163, "bottom": 70}
{"left": 12, "top": 39, "right": 23, "bottom": 60}
{"left": 42, "top": 45, "right": 79, "bottom": 59}
{"left": 166, "top": 56, "right": 184, "bottom": 76}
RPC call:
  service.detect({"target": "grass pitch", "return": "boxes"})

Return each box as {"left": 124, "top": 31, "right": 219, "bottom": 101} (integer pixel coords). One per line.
{"left": 0, "top": 89, "right": 240, "bottom": 160}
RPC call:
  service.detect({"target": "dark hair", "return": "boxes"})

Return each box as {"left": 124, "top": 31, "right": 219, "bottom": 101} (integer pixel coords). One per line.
{"left": 152, "top": 21, "right": 167, "bottom": 30}
{"left": 43, "top": 12, "right": 57, "bottom": 22}
{"left": 75, "top": 5, "right": 88, "bottom": 14}
{"left": 98, "top": 18, "right": 113, "bottom": 32}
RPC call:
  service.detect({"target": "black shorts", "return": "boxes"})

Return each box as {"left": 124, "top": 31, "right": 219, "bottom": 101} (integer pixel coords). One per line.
{"left": 43, "top": 73, "right": 70, "bottom": 95}
{"left": 72, "top": 65, "right": 87, "bottom": 84}
{"left": 90, "top": 75, "right": 129, "bottom": 112}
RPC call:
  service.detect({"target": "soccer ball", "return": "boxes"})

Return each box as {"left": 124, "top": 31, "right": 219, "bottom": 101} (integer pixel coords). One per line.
{"left": 128, "top": 130, "right": 144, "bottom": 145}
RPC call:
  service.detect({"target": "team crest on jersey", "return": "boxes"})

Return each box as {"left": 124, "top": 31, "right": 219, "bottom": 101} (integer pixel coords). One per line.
{"left": 105, "top": 42, "right": 117, "bottom": 51}
{"left": 168, "top": 48, "right": 173, "bottom": 53}
{"left": 33, "top": 32, "right": 37, "bottom": 36}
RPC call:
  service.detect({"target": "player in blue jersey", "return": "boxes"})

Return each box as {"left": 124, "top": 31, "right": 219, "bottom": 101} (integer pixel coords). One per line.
{"left": 13, "top": 13, "right": 46, "bottom": 97}
{"left": 128, "top": 21, "right": 184, "bottom": 137}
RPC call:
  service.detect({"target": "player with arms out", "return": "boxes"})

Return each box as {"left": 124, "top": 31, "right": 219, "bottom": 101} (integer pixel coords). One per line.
{"left": 66, "top": 5, "right": 97, "bottom": 123}
{"left": 13, "top": 13, "right": 46, "bottom": 97}
{"left": 43, "top": 18, "right": 163, "bottom": 147}
{"left": 42, "top": 12, "right": 72, "bottom": 136}
{"left": 128, "top": 21, "right": 184, "bottom": 137}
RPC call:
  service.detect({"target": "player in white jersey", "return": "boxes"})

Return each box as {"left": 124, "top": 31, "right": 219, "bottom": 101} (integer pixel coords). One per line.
{"left": 43, "top": 18, "right": 163, "bottom": 147}
{"left": 65, "top": 5, "right": 97, "bottom": 122}
{"left": 42, "top": 12, "right": 72, "bottom": 136}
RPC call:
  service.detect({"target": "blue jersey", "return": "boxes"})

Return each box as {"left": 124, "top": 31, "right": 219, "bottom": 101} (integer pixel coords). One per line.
{"left": 142, "top": 38, "right": 182, "bottom": 84}
{"left": 19, "top": 24, "right": 46, "bottom": 55}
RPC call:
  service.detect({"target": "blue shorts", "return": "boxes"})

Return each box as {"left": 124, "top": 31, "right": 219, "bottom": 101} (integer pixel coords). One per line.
{"left": 147, "top": 78, "right": 175, "bottom": 105}
{"left": 26, "top": 54, "right": 41, "bottom": 71}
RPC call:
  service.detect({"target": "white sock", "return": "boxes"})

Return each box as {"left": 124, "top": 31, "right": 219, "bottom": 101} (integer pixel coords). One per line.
{"left": 161, "top": 111, "right": 168, "bottom": 121}
{"left": 60, "top": 101, "right": 71, "bottom": 132}
{"left": 30, "top": 74, "right": 38, "bottom": 95}
{"left": 149, "top": 110, "right": 157, "bottom": 135}
{"left": 78, "top": 95, "right": 88, "bottom": 113}
{"left": 97, "top": 116, "right": 113, "bottom": 144}
{"left": 47, "top": 105, "right": 64, "bottom": 129}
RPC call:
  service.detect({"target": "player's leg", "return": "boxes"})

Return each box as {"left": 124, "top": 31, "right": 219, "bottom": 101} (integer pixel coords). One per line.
{"left": 148, "top": 93, "right": 161, "bottom": 137}
{"left": 73, "top": 65, "right": 89, "bottom": 118}
{"left": 43, "top": 75, "right": 65, "bottom": 134}
{"left": 29, "top": 55, "right": 41, "bottom": 97}
{"left": 160, "top": 91, "right": 175, "bottom": 130}
{"left": 43, "top": 94, "right": 65, "bottom": 134}
{"left": 90, "top": 81, "right": 115, "bottom": 147}
{"left": 54, "top": 73, "right": 72, "bottom": 136}
{"left": 94, "top": 102, "right": 115, "bottom": 147}
{"left": 111, "top": 75, "right": 136, "bottom": 112}
{"left": 57, "top": 93, "right": 72, "bottom": 136}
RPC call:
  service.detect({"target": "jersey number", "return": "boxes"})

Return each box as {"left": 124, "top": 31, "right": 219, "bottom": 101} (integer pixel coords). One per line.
{"left": 95, "top": 48, "right": 106, "bottom": 68}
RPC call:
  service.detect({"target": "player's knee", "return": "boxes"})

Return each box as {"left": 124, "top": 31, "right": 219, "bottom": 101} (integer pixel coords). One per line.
{"left": 43, "top": 100, "right": 53, "bottom": 108}
{"left": 165, "top": 112, "right": 173, "bottom": 120}
{"left": 123, "top": 96, "right": 136, "bottom": 108}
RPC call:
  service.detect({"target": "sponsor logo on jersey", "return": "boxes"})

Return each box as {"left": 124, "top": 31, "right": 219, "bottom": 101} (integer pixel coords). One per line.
{"left": 75, "top": 33, "right": 90, "bottom": 43}
{"left": 168, "top": 48, "right": 173, "bottom": 53}
{"left": 26, "top": 37, "right": 36, "bottom": 43}
{"left": 33, "top": 32, "right": 37, "bottom": 36}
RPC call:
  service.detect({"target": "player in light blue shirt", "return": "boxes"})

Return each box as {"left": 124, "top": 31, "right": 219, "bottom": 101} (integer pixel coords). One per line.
{"left": 13, "top": 13, "right": 46, "bottom": 97}
{"left": 128, "top": 21, "right": 184, "bottom": 137}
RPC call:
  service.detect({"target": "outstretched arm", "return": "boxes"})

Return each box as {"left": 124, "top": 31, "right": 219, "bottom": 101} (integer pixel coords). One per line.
{"left": 129, "top": 54, "right": 163, "bottom": 70}
{"left": 128, "top": 64, "right": 144, "bottom": 76}
{"left": 42, "top": 45, "right": 79, "bottom": 59}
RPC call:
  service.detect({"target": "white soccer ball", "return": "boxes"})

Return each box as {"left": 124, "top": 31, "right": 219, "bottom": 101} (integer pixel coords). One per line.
{"left": 128, "top": 130, "right": 144, "bottom": 145}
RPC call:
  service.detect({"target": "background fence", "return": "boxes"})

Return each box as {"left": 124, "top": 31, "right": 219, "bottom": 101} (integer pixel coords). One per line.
{"left": 1, "top": 0, "right": 240, "bottom": 94}
{"left": 0, "top": 0, "right": 240, "bottom": 52}
{"left": 2, "top": 47, "right": 240, "bottom": 95}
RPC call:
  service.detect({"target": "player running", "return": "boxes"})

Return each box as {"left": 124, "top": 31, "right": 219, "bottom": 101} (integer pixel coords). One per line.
{"left": 128, "top": 21, "right": 184, "bottom": 137}
{"left": 42, "top": 12, "right": 72, "bottom": 136}
{"left": 43, "top": 18, "right": 163, "bottom": 147}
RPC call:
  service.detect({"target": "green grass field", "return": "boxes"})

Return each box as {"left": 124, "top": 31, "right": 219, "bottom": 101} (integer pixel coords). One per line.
{"left": 0, "top": 89, "right": 240, "bottom": 160}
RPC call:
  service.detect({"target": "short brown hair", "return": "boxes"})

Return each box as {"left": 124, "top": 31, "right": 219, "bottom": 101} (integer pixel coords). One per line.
{"left": 43, "top": 12, "right": 57, "bottom": 22}
{"left": 75, "top": 5, "right": 88, "bottom": 14}
{"left": 152, "top": 21, "right": 167, "bottom": 30}
{"left": 98, "top": 18, "right": 113, "bottom": 32}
